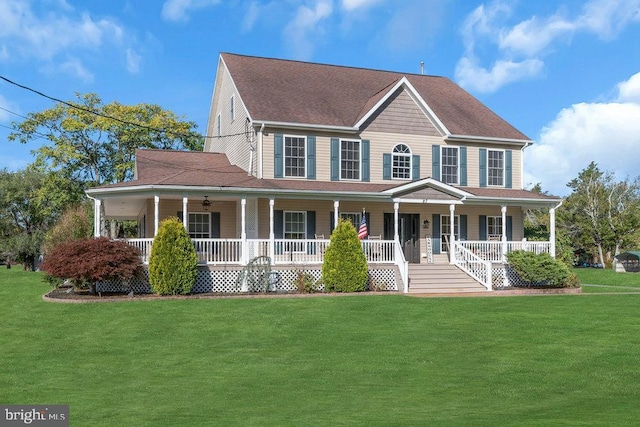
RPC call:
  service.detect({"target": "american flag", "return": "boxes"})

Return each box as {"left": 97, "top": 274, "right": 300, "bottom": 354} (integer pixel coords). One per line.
{"left": 358, "top": 213, "right": 368, "bottom": 240}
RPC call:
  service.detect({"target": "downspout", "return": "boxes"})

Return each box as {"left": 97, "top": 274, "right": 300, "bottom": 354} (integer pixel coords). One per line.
{"left": 258, "top": 123, "right": 265, "bottom": 179}
{"left": 521, "top": 142, "right": 532, "bottom": 189}
{"left": 86, "top": 194, "right": 102, "bottom": 238}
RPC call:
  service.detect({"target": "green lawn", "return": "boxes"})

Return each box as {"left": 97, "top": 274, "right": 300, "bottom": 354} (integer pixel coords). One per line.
{"left": 2, "top": 268, "right": 640, "bottom": 425}
{"left": 575, "top": 267, "right": 640, "bottom": 293}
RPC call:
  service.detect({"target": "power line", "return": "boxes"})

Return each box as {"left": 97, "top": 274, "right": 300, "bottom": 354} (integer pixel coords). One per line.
{"left": 0, "top": 106, "right": 28, "bottom": 120}
{"left": 0, "top": 75, "right": 248, "bottom": 141}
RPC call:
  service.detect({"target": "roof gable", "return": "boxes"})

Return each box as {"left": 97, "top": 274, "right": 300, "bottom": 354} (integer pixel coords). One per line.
{"left": 220, "top": 52, "right": 530, "bottom": 141}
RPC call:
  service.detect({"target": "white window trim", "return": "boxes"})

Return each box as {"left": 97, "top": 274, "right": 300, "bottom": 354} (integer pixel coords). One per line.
{"left": 340, "top": 138, "right": 362, "bottom": 181}
{"left": 440, "top": 145, "right": 460, "bottom": 185}
{"left": 487, "top": 148, "right": 505, "bottom": 187}
{"left": 283, "top": 134, "right": 307, "bottom": 179}
{"left": 230, "top": 95, "right": 235, "bottom": 122}
{"left": 284, "top": 210, "right": 307, "bottom": 253}
{"left": 392, "top": 143, "right": 412, "bottom": 180}
{"left": 188, "top": 211, "right": 211, "bottom": 239}
{"left": 487, "top": 216, "right": 502, "bottom": 239}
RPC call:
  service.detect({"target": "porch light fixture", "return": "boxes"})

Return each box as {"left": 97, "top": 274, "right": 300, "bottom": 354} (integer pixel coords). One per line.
{"left": 202, "top": 196, "right": 211, "bottom": 211}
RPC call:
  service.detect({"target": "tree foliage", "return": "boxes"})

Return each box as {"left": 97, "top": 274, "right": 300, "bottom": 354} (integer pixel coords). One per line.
{"left": 559, "top": 162, "right": 640, "bottom": 267}
{"left": 322, "top": 219, "right": 369, "bottom": 292}
{"left": 0, "top": 168, "right": 68, "bottom": 270}
{"left": 40, "top": 237, "right": 142, "bottom": 290}
{"left": 148, "top": 217, "right": 198, "bottom": 295}
{"left": 9, "top": 92, "right": 204, "bottom": 187}
{"left": 42, "top": 203, "right": 94, "bottom": 255}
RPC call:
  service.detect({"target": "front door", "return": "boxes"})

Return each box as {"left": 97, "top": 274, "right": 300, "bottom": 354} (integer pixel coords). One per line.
{"left": 384, "top": 213, "right": 420, "bottom": 263}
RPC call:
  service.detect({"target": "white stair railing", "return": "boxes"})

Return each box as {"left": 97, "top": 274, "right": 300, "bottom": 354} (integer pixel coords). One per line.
{"left": 452, "top": 242, "right": 493, "bottom": 291}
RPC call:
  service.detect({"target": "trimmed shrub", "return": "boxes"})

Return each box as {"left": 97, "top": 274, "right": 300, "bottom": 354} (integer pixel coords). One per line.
{"left": 322, "top": 219, "right": 369, "bottom": 292}
{"left": 506, "top": 250, "right": 579, "bottom": 288}
{"left": 40, "top": 237, "right": 143, "bottom": 290}
{"left": 148, "top": 217, "right": 198, "bottom": 295}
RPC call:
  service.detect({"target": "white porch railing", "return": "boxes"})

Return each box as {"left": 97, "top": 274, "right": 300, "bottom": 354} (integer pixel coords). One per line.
{"left": 456, "top": 240, "right": 551, "bottom": 263}
{"left": 126, "top": 238, "right": 398, "bottom": 266}
{"left": 453, "top": 242, "right": 492, "bottom": 291}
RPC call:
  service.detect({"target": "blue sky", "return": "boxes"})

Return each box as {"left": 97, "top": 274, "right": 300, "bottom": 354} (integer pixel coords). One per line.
{"left": 1, "top": 0, "right": 639, "bottom": 196}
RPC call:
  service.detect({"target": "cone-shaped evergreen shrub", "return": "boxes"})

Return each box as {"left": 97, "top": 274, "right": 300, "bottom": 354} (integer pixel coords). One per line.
{"left": 322, "top": 218, "right": 369, "bottom": 292}
{"left": 148, "top": 217, "right": 198, "bottom": 295}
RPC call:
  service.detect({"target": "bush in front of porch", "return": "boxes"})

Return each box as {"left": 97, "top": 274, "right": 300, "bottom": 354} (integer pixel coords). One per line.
{"left": 322, "top": 219, "right": 368, "bottom": 292}
{"left": 507, "top": 250, "right": 579, "bottom": 288}
{"left": 148, "top": 217, "right": 198, "bottom": 295}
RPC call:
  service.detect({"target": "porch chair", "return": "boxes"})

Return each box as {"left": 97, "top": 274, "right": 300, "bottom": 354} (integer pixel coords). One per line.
{"left": 368, "top": 235, "right": 382, "bottom": 260}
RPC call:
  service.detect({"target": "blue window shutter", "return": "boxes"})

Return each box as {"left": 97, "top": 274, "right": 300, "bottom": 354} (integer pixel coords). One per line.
{"left": 362, "top": 139, "right": 370, "bottom": 182}
{"left": 274, "top": 210, "right": 284, "bottom": 238}
{"left": 274, "top": 134, "right": 283, "bottom": 178}
{"left": 383, "top": 153, "right": 391, "bottom": 180}
{"left": 460, "top": 147, "right": 467, "bottom": 186}
{"left": 505, "top": 150, "right": 512, "bottom": 188}
{"left": 329, "top": 212, "right": 335, "bottom": 231}
{"left": 330, "top": 138, "right": 339, "bottom": 181}
{"left": 506, "top": 216, "right": 513, "bottom": 241}
{"left": 307, "top": 136, "right": 316, "bottom": 180}
{"left": 479, "top": 215, "right": 487, "bottom": 240}
{"left": 460, "top": 215, "right": 468, "bottom": 240}
{"left": 479, "top": 148, "right": 487, "bottom": 188}
{"left": 211, "top": 212, "right": 221, "bottom": 238}
{"left": 412, "top": 155, "right": 420, "bottom": 181}
{"left": 432, "top": 214, "right": 441, "bottom": 254}
{"left": 306, "top": 211, "right": 316, "bottom": 238}
{"left": 432, "top": 145, "right": 440, "bottom": 180}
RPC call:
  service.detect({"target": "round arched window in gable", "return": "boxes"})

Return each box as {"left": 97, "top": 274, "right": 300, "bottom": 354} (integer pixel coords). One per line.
{"left": 392, "top": 144, "right": 411, "bottom": 179}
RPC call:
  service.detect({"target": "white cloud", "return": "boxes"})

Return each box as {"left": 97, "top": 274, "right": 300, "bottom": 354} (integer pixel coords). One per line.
{"left": 525, "top": 72, "right": 640, "bottom": 196}
{"left": 0, "top": 94, "right": 19, "bottom": 123}
{"left": 341, "top": 0, "right": 385, "bottom": 12}
{"left": 456, "top": 0, "right": 640, "bottom": 93}
{"left": 283, "top": 0, "right": 333, "bottom": 60}
{"left": 161, "top": 0, "right": 220, "bottom": 23}
{"left": 126, "top": 48, "right": 142, "bottom": 74}
{"left": 58, "top": 57, "right": 94, "bottom": 82}
{"left": 0, "top": 0, "right": 138, "bottom": 78}
{"left": 455, "top": 56, "right": 543, "bottom": 93}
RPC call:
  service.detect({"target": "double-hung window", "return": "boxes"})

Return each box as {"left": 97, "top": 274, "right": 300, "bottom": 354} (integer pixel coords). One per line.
{"left": 341, "top": 139, "right": 360, "bottom": 180}
{"left": 284, "top": 136, "right": 306, "bottom": 178}
{"left": 487, "top": 150, "right": 504, "bottom": 186}
{"left": 340, "top": 212, "right": 362, "bottom": 230}
{"left": 487, "top": 216, "right": 502, "bottom": 239}
{"left": 441, "top": 147, "right": 459, "bottom": 185}
{"left": 284, "top": 211, "right": 306, "bottom": 252}
{"left": 188, "top": 213, "right": 210, "bottom": 238}
{"left": 392, "top": 144, "right": 411, "bottom": 179}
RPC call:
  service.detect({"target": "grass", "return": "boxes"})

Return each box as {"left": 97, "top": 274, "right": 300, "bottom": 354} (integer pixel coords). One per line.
{"left": 574, "top": 267, "right": 640, "bottom": 293}
{"left": 3, "top": 268, "right": 640, "bottom": 425}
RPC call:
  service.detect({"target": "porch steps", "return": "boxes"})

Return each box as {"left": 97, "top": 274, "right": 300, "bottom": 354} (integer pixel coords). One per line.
{"left": 407, "top": 263, "right": 488, "bottom": 294}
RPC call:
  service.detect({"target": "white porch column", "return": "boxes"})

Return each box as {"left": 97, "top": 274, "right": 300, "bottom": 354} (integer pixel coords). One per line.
{"left": 449, "top": 203, "right": 456, "bottom": 264}
{"left": 269, "top": 198, "right": 275, "bottom": 260}
{"left": 393, "top": 201, "right": 400, "bottom": 241}
{"left": 154, "top": 195, "right": 159, "bottom": 237}
{"left": 333, "top": 201, "right": 340, "bottom": 232}
{"left": 241, "top": 198, "right": 247, "bottom": 263}
{"left": 93, "top": 198, "right": 101, "bottom": 238}
{"left": 550, "top": 207, "right": 557, "bottom": 258}
{"left": 501, "top": 205, "right": 508, "bottom": 262}
{"left": 182, "top": 196, "right": 188, "bottom": 231}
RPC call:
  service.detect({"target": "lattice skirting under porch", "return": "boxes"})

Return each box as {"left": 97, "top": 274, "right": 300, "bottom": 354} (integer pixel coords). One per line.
{"left": 491, "top": 264, "right": 546, "bottom": 289}
{"left": 96, "top": 265, "right": 398, "bottom": 294}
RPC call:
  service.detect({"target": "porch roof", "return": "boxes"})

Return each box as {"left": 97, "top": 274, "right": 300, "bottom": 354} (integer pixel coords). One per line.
{"left": 87, "top": 149, "right": 562, "bottom": 207}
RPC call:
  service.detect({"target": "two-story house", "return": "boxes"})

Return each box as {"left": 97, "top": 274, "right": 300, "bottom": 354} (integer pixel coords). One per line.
{"left": 87, "top": 53, "right": 562, "bottom": 294}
